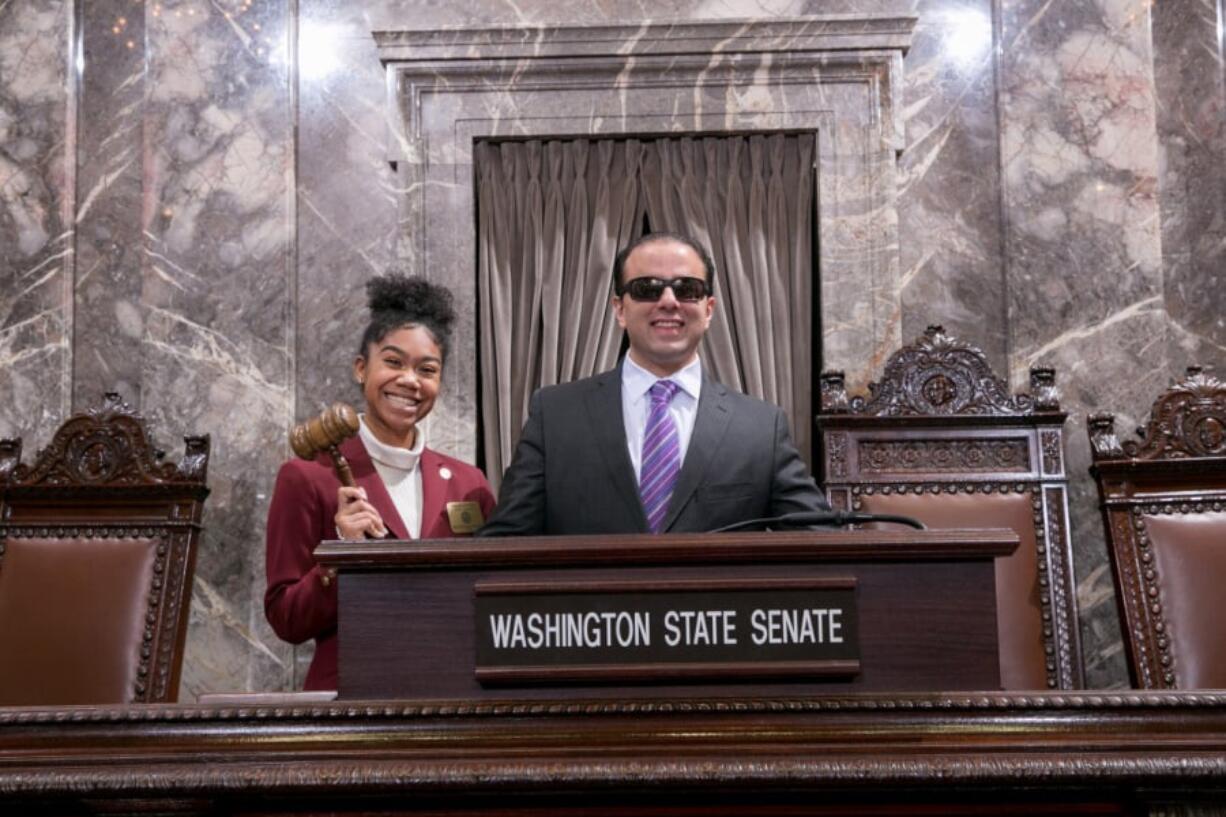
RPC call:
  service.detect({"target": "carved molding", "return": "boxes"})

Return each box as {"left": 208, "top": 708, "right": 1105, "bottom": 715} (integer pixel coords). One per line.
{"left": 374, "top": 16, "right": 919, "bottom": 61}
{"left": 1040, "top": 429, "right": 1063, "bottom": 475}
{"left": 858, "top": 438, "right": 1030, "bottom": 473}
{"left": 1042, "top": 486, "right": 1080, "bottom": 688}
{"left": 1107, "top": 508, "right": 1158, "bottom": 688}
{"left": 1132, "top": 509, "right": 1174, "bottom": 688}
{"left": 1093, "top": 367, "right": 1226, "bottom": 463}
{"left": 0, "top": 393, "right": 210, "bottom": 489}
{"left": 10, "top": 691, "right": 1226, "bottom": 807}
{"left": 5, "top": 753, "right": 1226, "bottom": 796}
{"left": 4, "top": 691, "right": 1226, "bottom": 724}
{"left": 820, "top": 326, "right": 1058, "bottom": 418}
{"left": 374, "top": 16, "right": 916, "bottom": 159}
{"left": 825, "top": 432, "right": 848, "bottom": 478}
{"left": 850, "top": 481, "right": 1037, "bottom": 508}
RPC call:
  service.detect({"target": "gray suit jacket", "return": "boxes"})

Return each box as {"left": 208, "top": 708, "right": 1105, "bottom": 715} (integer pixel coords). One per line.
{"left": 479, "top": 365, "right": 830, "bottom": 536}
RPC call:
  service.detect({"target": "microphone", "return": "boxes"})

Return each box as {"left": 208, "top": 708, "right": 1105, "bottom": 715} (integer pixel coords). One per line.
{"left": 708, "top": 510, "right": 926, "bottom": 533}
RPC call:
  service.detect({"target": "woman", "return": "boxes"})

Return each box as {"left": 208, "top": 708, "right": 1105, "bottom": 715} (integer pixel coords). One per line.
{"left": 264, "top": 275, "right": 496, "bottom": 691}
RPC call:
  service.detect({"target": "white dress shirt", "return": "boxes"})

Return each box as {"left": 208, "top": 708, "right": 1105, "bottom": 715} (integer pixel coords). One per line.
{"left": 621, "top": 353, "right": 703, "bottom": 482}
{"left": 358, "top": 415, "right": 425, "bottom": 539}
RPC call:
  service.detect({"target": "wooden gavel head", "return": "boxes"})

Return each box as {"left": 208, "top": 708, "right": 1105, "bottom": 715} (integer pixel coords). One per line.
{"left": 290, "top": 403, "right": 360, "bottom": 486}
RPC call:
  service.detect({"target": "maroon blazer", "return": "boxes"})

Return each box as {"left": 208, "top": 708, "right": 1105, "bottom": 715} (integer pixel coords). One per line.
{"left": 264, "top": 434, "right": 496, "bottom": 691}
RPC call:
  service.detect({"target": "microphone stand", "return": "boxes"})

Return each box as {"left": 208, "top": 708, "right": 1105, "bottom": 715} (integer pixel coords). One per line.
{"left": 708, "top": 510, "right": 926, "bottom": 534}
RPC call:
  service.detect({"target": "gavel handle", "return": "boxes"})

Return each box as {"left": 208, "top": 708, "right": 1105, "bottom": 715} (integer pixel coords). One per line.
{"left": 327, "top": 445, "right": 357, "bottom": 488}
{"left": 327, "top": 444, "right": 386, "bottom": 539}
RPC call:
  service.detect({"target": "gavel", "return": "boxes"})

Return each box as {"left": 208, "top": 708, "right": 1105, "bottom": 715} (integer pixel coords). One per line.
{"left": 290, "top": 403, "right": 360, "bottom": 487}
{"left": 289, "top": 402, "right": 383, "bottom": 558}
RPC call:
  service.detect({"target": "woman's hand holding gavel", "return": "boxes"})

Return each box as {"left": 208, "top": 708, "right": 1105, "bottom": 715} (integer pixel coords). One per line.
{"left": 334, "top": 486, "right": 389, "bottom": 540}
{"left": 289, "top": 403, "right": 388, "bottom": 588}
{"left": 290, "top": 402, "right": 388, "bottom": 541}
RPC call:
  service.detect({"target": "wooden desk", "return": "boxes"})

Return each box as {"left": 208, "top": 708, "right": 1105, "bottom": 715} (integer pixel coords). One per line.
{"left": 2, "top": 693, "right": 1226, "bottom": 814}
{"left": 317, "top": 529, "right": 1018, "bottom": 699}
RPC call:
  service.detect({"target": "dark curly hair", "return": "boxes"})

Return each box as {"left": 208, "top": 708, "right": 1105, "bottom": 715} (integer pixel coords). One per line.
{"left": 357, "top": 274, "right": 457, "bottom": 362}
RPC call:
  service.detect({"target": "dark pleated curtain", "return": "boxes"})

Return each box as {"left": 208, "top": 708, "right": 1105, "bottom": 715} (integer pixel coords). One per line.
{"left": 477, "top": 139, "right": 646, "bottom": 486}
{"left": 639, "top": 134, "right": 815, "bottom": 463}
{"left": 477, "top": 134, "right": 816, "bottom": 490}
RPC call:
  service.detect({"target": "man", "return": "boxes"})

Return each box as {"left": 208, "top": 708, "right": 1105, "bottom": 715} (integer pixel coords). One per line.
{"left": 479, "top": 232, "right": 830, "bottom": 536}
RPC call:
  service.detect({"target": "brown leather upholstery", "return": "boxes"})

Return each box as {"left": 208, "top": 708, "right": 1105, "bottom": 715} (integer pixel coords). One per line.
{"left": 0, "top": 536, "right": 158, "bottom": 705}
{"left": 1089, "top": 367, "right": 1226, "bottom": 689}
{"left": 1145, "top": 513, "right": 1226, "bottom": 688}
{"left": 0, "top": 394, "right": 209, "bottom": 704}
{"left": 819, "top": 326, "right": 1083, "bottom": 690}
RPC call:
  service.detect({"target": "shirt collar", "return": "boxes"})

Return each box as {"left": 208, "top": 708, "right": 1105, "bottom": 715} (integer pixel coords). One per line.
{"left": 622, "top": 353, "right": 702, "bottom": 402}
{"left": 358, "top": 415, "right": 426, "bottom": 472}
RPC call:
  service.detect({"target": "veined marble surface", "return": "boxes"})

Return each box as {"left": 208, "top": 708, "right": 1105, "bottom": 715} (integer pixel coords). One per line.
{"left": 0, "top": 2, "right": 72, "bottom": 450}
{"left": 0, "top": 0, "right": 1223, "bottom": 695}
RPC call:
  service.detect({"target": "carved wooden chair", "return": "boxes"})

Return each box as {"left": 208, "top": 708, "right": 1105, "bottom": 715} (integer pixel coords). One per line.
{"left": 0, "top": 394, "right": 210, "bottom": 705}
{"left": 818, "top": 326, "right": 1083, "bottom": 690}
{"left": 1089, "top": 366, "right": 1226, "bottom": 689}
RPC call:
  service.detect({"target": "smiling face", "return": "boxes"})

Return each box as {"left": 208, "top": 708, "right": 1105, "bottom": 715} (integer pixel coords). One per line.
{"left": 353, "top": 325, "right": 442, "bottom": 448}
{"left": 612, "top": 238, "right": 715, "bottom": 377}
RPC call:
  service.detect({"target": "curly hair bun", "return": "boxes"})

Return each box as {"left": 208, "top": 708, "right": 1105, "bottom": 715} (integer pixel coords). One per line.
{"left": 365, "top": 274, "right": 456, "bottom": 332}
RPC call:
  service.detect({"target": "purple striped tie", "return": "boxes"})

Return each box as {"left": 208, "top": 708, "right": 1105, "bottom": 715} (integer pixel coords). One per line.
{"left": 640, "top": 380, "right": 681, "bottom": 533}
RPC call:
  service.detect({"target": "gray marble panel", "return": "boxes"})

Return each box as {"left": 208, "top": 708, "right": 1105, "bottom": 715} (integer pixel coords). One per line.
{"left": 73, "top": 0, "right": 148, "bottom": 407}
{"left": 0, "top": 2, "right": 72, "bottom": 450}
{"left": 998, "top": 0, "right": 1167, "bottom": 688}
{"left": 136, "top": 0, "right": 294, "bottom": 698}
{"left": 296, "top": 2, "right": 400, "bottom": 422}
{"left": 897, "top": 0, "right": 1007, "bottom": 374}
{"left": 1152, "top": 0, "right": 1226, "bottom": 368}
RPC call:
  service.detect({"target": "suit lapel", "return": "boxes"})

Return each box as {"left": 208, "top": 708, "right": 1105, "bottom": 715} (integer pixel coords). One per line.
{"left": 340, "top": 435, "right": 408, "bottom": 540}
{"left": 662, "top": 378, "right": 733, "bottom": 532}
{"left": 584, "top": 366, "right": 650, "bottom": 532}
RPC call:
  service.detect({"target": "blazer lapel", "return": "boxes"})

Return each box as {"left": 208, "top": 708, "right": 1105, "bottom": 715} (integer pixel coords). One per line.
{"left": 418, "top": 448, "right": 449, "bottom": 539}
{"left": 340, "top": 435, "right": 408, "bottom": 540}
{"left": 662, "top": 378, "right": 733, "bottom": 532}
{"left": 584, "top": 366, "right": 650, "bottom": 532}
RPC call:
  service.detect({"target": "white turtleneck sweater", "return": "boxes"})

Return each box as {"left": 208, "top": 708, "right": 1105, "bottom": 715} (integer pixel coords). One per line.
{"left": 358, "top": 415, "right": 424, "bottom": 539}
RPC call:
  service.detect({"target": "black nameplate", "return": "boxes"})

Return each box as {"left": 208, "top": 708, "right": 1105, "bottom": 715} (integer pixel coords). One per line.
{"left": 474, "top": 578, "right": 859, "bottom": 684}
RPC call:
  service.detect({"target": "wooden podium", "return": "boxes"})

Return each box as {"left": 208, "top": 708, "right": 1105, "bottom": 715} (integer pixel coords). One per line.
{"left": 316, "top": 529, "right": 1017, "bottom": 700}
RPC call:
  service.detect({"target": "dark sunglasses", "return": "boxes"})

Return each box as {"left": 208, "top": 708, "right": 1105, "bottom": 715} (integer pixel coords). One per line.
{"left": 619, "top": 276, "right": 711, "bottom": 302}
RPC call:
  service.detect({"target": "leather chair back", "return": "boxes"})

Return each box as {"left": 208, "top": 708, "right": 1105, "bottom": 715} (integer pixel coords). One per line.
{"left": 0, "top": 394, "right": 209, "bottom": 704}
{"left": 818, "top": 326, "right": 1083, "bottom": 690}
{"left": 1089, "top": 366, "right": 1226, "bottom": 689}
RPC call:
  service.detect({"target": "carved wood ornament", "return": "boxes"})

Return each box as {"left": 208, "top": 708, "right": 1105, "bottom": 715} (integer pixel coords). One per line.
{"left": 1089, "top": 366, "right": 1226, "bottom": 461}
{"left": 0, "top": 392, "right": 209, "bottom": 490}
{"left": 818, "top": 325, "right": 1081, "bottom": 690}
{"left": 820, "top": 326, "right": 1050, "bottom": 418}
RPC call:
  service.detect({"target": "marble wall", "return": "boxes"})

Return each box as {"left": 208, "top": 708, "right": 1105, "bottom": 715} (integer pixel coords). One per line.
{"left": 0, "top": 0, "right": 1222, "bottom": 695}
